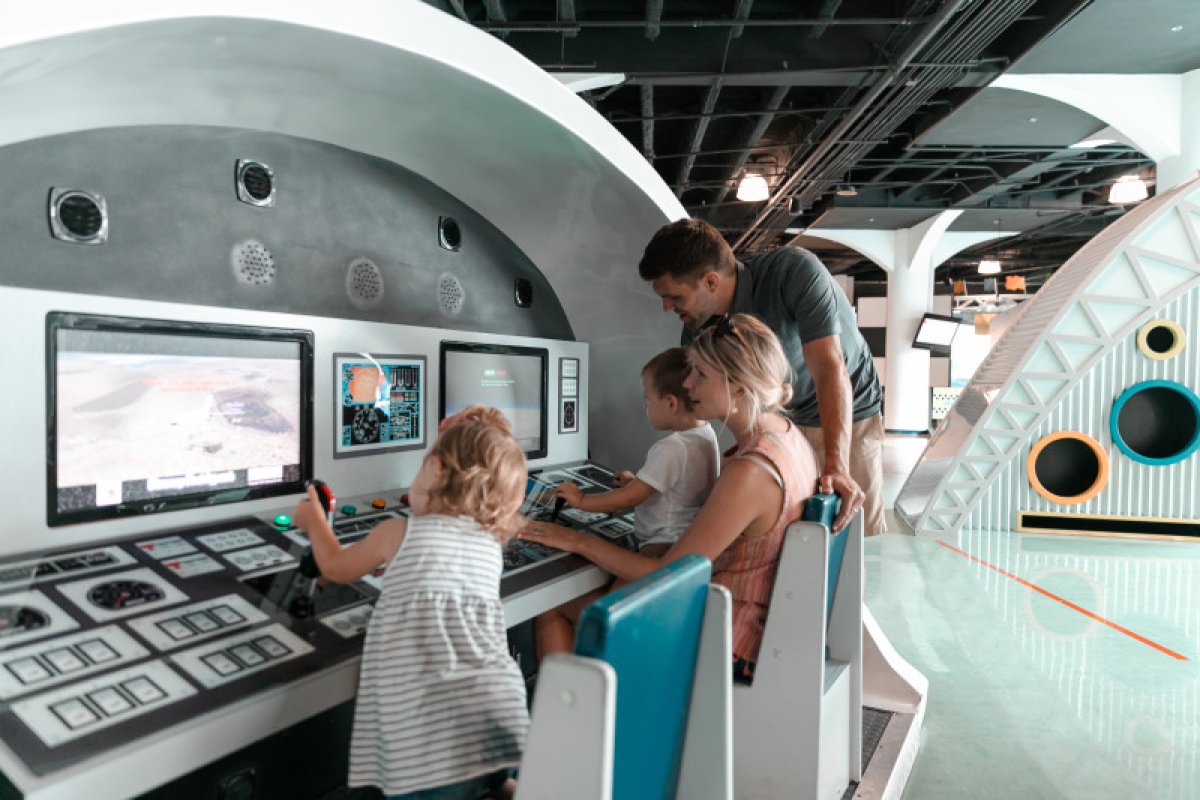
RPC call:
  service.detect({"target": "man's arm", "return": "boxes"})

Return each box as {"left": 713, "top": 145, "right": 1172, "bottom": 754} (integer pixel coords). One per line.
{"left": 802, "top": 334, "right": 864, "bottom": 532}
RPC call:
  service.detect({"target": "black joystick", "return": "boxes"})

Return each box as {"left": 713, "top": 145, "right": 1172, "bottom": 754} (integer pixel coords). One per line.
{"left": 307, "top": 479, "right": 336, "bottom": 525}
{"left": 289, "top": 480, "right": 336, "bottom": 619}
{"left": 550, "top": 495, "right": 566, "bottom": 523}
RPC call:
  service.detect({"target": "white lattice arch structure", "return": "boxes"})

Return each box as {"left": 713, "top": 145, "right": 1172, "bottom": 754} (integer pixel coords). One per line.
{"left": 896, "top": 175, "right": 1200, "bottom": 535}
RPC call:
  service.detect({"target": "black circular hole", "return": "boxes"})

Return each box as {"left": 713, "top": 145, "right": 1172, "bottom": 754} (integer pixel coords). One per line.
{"left": 1034, "top": 438, "right": 1100, "bottom": 498}
{"left": 58, "top": 194, "right": 103, "bottom": 237}
{"left": 1146, "top": 325, "right": 1176, "bottom": 354}
{"left": 1117, "top": 387, "right": 1198, "bottom": 459}
{"left": 242, "top": 164, "right": 274, "bottom": 200}
{"left": 439, "top": 217, "right": 462, "bottom": 250}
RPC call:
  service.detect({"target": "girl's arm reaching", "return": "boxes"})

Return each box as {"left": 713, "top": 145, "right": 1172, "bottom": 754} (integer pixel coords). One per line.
{"left": 291, "top": 484, "right": 408, "bottom": 583}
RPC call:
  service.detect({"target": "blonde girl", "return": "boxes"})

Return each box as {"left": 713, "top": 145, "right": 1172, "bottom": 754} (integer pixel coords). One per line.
{"left": 293, "top": 405, "right": 528, "bottom": 799}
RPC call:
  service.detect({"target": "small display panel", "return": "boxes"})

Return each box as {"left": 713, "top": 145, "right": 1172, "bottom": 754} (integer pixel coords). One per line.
{"left": 440, "top": 342, "right": 548, "bottom": 459}
{"left": 912, "top": 313, "right": 960, "bottom": 353}
{"left": 47, "top": 313, "right": 313, "bottom": 526}
{"left": 334, "top": 353, "right": 426, "bottom": 458}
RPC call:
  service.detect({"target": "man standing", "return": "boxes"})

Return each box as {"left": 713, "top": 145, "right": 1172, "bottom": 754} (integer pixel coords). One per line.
{"left": 638, "top": 218, "right": 884, "bottom": 534}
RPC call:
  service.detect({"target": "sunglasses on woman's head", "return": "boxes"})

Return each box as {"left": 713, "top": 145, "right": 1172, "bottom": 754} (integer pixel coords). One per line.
{"left": 699, "top": 314, "right": 748, "bottom": 347}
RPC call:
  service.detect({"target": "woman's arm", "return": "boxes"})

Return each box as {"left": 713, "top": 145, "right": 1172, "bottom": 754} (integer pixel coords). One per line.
{"left": 555, "top": 479, "right": 656, "bottom": 513}
{"left": 291, "top": 484, "right": 407, "bottom": 583}
{"left": 524, "top": 460, "right": 781, "bottom": 582}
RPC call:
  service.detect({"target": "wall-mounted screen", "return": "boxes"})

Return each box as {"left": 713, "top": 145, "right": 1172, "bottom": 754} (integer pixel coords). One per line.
{"left": 47, "top": 313, "right": 313, "bottom": 526}
{"left": 440, "top": 341, "right": 548, "bottom": 459}
{"left": 334, "top": 353, "right": 426, "bottom": 458}
{"left": 912, "top": 313, "right": 960, "bottom": 353}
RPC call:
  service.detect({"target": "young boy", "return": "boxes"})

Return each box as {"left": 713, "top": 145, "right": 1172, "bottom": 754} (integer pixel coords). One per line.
{"left": 555, "top": 347, "right": 719, "bottom": 556}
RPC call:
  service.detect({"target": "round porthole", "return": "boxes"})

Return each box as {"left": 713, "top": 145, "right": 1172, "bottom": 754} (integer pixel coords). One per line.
{"left": 1135, "top": 319, "right": 1185, "bottom": 361}
{"left": 1026, "top": 431, "right": 1109, "bottom": 505}
{"left": 48, "top": 188, "right": 108, "bottom": 244}
{"left": 1110, "top": 380, "right": 1200, "bottom": 465}
{"left": 236, "top": 159, "right": 275, "bottom": 207}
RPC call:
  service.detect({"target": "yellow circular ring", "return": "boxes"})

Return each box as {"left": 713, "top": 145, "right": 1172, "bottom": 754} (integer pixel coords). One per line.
{"left": 1136, "top": 319, "right": 1185, "bottom": 361}
{"left": 1026, "top": 431, "right": 1109, "bottom": 505}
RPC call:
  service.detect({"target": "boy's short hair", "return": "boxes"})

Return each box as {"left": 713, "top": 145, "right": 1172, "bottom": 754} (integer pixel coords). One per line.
{"left": 638, "top": 218, "right": 737, "bottom": 283}
{"left": 642, "top": 348, "right": 695, "bottom": 411}
{"left": 428, "top": 406, "right": 526, "bottom": 542}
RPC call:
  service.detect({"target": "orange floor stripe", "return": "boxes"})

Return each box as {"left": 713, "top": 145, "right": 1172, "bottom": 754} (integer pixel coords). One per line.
{"left": 936, "top": 540, "right": 1189, "bottom": 661}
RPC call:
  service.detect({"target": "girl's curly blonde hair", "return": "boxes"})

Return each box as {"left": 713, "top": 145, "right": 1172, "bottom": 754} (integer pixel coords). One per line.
{"left": 426, "top": 405, "right": 526, "bottom": 543}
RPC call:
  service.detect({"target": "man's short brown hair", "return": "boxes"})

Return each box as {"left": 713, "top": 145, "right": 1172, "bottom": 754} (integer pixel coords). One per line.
{"left": 638, "top": 218, "right": 737, "bottom": 283}
{"left": 642, "top": 347, "right": 695, "bottom": 411}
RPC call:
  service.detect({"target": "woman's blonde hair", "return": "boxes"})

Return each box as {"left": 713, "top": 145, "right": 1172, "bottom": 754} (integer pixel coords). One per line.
{"left": 689, "top": 313, "right": 794, "bottom": 433}
{"left": 426, "top": 405, "right": 526, "bottom": 543}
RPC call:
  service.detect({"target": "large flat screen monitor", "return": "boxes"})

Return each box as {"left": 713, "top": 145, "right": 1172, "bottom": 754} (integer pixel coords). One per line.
{"left": 912, "top": 313, "right": 960, "bottom": 354}
{"left": 47, "top": 312, "right": 313, "bottom": 526}
{"left": 439, "top": 341, "right": 548, "bottom": 460}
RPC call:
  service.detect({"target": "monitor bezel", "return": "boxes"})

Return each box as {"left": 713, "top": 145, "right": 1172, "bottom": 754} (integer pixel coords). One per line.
{"left": 45, "top": 311, "right": 314, "bottom": 527}
{"left": 911, "top": 312, "right": 960, "bottom": 354}
{"left": 438, "top": 340, "right": 549, "bottom": 460}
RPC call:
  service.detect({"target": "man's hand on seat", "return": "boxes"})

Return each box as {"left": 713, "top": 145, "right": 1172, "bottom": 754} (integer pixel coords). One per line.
{"left": 819, "top": 470, "right": 863, "bottom": 533}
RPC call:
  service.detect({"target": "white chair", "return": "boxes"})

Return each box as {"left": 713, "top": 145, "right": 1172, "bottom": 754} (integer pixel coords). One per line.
{"left": 732, "top": 495, "right": 864, "bottom": 800}
{"left": 518, "top": 554, "right": 733, "bottom": 800}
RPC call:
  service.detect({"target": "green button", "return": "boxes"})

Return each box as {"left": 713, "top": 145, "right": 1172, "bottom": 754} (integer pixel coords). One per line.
{"left": 273, "top": 514, "right": 292, "bottom": 528}
{"left": 341, "top": 505, "right": 357, "bottom": 516}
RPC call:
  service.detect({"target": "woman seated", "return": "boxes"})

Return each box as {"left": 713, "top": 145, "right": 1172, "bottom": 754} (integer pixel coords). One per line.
{"left": 524, "top": 313, "right": 819, "bottom": 681}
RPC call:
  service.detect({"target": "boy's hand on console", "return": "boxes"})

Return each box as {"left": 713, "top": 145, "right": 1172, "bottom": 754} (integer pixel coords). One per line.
{"left": 611, "top": 470, "right": 636, "bottom": 488}
{"left": 553, "top": 482, "right": 584, "bottom": 507}
{"left": 520, "top": 519, "right": 582, "bottom": 554}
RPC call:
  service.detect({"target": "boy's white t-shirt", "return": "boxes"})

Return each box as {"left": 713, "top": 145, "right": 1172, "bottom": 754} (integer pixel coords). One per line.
{"left": 634, "top": 423, "right": 721, "bottom": 546}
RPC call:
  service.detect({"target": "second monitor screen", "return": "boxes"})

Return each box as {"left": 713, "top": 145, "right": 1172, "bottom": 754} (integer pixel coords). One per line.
{"left": 440, "top": 342, "right": 547, "bottom": 459}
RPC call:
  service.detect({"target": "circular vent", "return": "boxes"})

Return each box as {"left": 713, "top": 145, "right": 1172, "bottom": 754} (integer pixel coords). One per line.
{"left": 236, "top": 159, "right": 275, "bottom": 207}
{"left": 438, "top": 273, "right": 466, "bottom": 316}
{"left": 231, "top": 240, "right": 277, "bottom": 286}
{"left": 347, "top": 258, "right": 384, "bottom": 307}
{"left": 438, "top": 216, "right": 462, "bottom": 251}
{"left": 48, "top": 188, "right": 108, "bottom": 244}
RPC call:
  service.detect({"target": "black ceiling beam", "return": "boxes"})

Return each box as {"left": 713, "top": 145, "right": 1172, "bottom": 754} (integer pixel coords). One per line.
{"left": 732, "top": 0, "right": 755, "bottom": 38}
{"left": 559, "top": 0, "right": 577, "bottom": 38}
{"left": 646, "top": 0, "right": 663, "bottom": 41}
{"left": 606, "top": 106, "right": 846, "bottom": 125}
{"left": 640, "top": 85, "right": 655, "bottom": 159}
{"left": 809, "top": 0, "right": 845, "bottom": 40}
{"left": 677, "top": 79, "right": 725, "bottom": 198}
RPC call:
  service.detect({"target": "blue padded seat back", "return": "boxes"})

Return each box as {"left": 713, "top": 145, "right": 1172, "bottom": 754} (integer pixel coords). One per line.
{"left": 574, "top": 554, "right": 712, "bottom": 800}
{"left": 802, "top": 493, "right": 847, "bottom": 628}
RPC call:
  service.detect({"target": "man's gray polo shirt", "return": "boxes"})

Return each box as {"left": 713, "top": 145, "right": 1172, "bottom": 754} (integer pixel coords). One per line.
{"left": 683, "top": 247, "right": 882, "bottom": 427}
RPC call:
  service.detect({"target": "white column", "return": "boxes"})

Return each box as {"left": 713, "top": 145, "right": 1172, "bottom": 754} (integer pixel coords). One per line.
{"left": 1158, "top": 68, "right": 1200, "bottom": 190}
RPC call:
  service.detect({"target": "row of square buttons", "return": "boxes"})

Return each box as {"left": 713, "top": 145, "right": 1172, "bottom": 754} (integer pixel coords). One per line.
{"left": 155, "top": 604, "right": 246, "bottom": 642}
{"left": 5, "top": 639, "right": 119, "bottom": 686}
{"left": 200, "top": 635, "right": 292, "bottom": 677}
{"left": 48, "top": 676, "right": 166, "bottom": 731}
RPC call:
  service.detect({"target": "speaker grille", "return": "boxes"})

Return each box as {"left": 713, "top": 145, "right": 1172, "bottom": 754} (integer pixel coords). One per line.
{"left": 438, "top": 273, "right": 465, "bottom": 316}
{"left": 48, "top": 188, "right": 108, "bottom": 244}
{"left": 347, "top": 258, "right": 384, "bottom": 307}
{"left": 231, "top": 240, "right": 276, "bottom": 286}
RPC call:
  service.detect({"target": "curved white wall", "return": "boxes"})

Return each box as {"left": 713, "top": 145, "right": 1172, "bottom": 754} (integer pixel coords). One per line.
{"left": 0, "top": 0, "right": 686, "bottom": 467}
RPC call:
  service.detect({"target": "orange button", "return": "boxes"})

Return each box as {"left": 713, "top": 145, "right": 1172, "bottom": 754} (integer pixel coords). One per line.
{"left": 371, "top": 498, "right": 387, "bottom": 510}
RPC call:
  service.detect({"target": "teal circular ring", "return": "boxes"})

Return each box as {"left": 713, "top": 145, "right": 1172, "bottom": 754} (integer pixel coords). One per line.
{"left": 1109, "top": 380, "right": 1200, "bottom": 465}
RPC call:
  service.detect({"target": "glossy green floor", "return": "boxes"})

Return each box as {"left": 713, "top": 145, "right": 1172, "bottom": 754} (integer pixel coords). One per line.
{"left": 870, "top": 440, "right": 1200, "bottom": 799}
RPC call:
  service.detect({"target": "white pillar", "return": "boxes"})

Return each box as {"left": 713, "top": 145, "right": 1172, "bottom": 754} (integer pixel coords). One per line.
{"left": 1158, "top": 68, "right": 1200, "bottom": 190}
{"left": 882, "top": 212, "right": 961, "bottom": 431}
